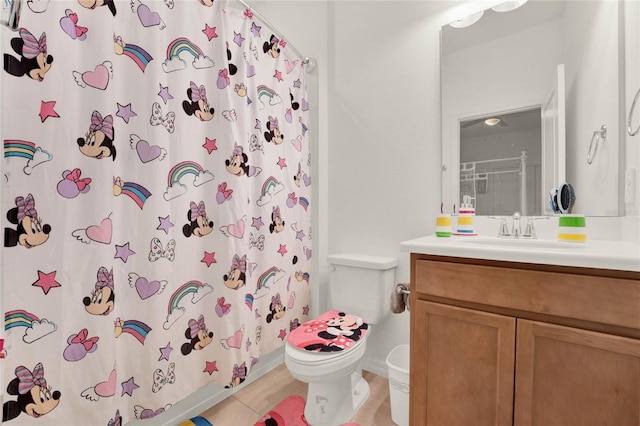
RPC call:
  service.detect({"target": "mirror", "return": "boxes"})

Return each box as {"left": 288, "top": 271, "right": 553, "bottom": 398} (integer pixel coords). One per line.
{"left": 441, "top": 0, "right": 624, "bottom": 217}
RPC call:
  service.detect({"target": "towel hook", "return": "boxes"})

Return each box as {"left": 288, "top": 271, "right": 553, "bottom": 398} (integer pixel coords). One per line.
{"left": 628, "top": 87, "right": 640, "bottom": 136}
{"left": 587, "top": 124, "right": 606, "bottom": 165}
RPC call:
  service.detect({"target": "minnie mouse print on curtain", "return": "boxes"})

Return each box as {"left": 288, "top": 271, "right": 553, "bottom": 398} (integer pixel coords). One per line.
{"left": 1, "top": 0, "right": 311, "bottom": 423}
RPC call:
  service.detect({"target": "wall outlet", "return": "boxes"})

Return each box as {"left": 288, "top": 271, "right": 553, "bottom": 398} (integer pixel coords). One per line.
{"left": 625, "top": 168, "right": 637, "bottom": 205}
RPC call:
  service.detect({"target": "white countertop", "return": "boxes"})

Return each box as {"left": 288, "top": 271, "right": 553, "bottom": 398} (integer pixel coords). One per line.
{"left": 400, "top": 235, "right": 640, "bottom": 272}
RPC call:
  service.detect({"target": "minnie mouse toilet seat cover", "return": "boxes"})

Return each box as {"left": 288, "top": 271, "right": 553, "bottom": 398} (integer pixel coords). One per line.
{"left": 287, "top": 310, "right": 369, "bottom": 353}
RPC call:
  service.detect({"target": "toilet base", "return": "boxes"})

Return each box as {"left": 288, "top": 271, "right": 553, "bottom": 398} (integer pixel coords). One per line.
{"left": 303, "top": 369, "right": 370, "bottom": 426}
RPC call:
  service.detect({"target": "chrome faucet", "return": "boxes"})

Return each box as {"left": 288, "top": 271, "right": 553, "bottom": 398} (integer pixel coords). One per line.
{"left": 494, "top": 212, "right": 547, "bottom": 239}
{"left": 493, "top": 212, "right": 523, "bottom": 238}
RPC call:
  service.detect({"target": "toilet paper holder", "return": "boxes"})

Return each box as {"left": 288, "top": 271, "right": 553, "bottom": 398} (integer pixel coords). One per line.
{"left": 390, "top": 283, "right": 411, "bottom": 314}
{"left": 396, "top": 286, "right": 410, "bottom": 295}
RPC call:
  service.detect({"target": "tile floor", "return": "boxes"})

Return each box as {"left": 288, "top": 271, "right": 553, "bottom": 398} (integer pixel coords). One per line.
{"left": 199, "top": 364, "right": 395, "bottom": 425}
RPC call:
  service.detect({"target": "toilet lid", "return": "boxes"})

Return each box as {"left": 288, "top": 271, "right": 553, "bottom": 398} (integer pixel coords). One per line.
{"left": 287, "top": 310, "right": 369, "bottom": 353}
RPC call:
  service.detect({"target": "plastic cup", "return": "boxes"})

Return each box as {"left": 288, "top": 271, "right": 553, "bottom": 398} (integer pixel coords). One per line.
{"left": 558, "top": 214, "right": 586, "bottom": 242}
{"left": 436, "top": 214, "right": 452, "bottom": 237}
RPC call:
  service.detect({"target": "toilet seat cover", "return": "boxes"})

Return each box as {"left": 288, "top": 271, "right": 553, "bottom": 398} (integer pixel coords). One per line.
{"left": 287, "top": 310, "right": 369, "bottom": 353}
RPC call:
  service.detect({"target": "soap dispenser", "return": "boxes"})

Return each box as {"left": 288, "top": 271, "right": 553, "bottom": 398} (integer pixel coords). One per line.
{"left": 455, "top": 196, "right": 476, "bottom": 236}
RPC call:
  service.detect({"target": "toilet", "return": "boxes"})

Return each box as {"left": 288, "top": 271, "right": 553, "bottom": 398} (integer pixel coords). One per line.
{"left": 285, "top": 253, "right": 397, "bottom": 425}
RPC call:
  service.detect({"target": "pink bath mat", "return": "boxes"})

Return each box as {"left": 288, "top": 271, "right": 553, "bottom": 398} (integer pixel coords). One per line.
{"left": 253, "top": 395, "right": 308, "bottom": 426}
{"left": 253, "top": 395, "right": 360, "bottom": 426}
{"left": 287, "top": 310, "right": 369, "bottom": 352}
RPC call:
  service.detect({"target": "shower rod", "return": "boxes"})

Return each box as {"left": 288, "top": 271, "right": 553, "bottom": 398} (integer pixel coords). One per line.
{"left": 3, "top": 0, "right": 315, "bottom": 72}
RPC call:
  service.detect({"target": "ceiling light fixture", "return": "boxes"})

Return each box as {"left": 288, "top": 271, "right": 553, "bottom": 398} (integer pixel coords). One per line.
{"left": 485, "top": 118, "right": 501, "bottom": 126}
{"left": 491, "top": 0, "right": 529, "bottom": 13}
{"left": 449, "top": 10, "right": 484, "bottom": 29}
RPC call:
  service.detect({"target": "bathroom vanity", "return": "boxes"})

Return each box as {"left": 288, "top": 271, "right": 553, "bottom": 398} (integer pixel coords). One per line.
{"left": 401, "top": 236, "right": 640, "bottom": 426}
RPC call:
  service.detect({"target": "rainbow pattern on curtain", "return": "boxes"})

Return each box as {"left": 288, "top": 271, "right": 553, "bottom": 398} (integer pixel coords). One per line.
{"left": 1, "top": 0, "right": 311, "bottom": 423}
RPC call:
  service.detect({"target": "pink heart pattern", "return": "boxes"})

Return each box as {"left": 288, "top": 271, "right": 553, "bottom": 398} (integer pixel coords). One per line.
{"left": 81, "top": 64, "right": 110, "bottom": 90}
{"left": 285, "top": 59, "right": 297, "bottom": 74}
{"left": 86, "top": 217, "right": 112, "bottom": 244}
{"left": 223, "top": 218, "right": 245, "bottom": 239}
{"left": 94, "top": 368, "right": 117, "bottom": 397}
{"left": 224, "top": 328, "right": 243, "bottom": 349}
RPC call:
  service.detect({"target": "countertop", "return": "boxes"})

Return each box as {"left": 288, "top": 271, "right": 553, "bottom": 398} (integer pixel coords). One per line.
{"left": 400, "top": 235, "right": 640, "bottom": 272}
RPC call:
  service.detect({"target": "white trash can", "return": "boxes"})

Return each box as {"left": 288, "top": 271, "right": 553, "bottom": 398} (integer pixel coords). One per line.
{"left": 386, "top": 344, "right": 410, "bottom": 426}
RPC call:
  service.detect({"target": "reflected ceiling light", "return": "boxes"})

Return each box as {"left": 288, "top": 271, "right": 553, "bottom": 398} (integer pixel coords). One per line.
{"left": 491, "top": 0, "right": 529, "bottom": 12}
{"left": 449, "top": 10, "right": 484, "bottom": 29}
{"left": 485, "top": 118, "right": 501, "bottom": 126}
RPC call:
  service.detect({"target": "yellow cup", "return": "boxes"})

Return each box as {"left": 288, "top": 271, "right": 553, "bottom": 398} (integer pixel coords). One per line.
{"left": 436, "top": 214, "right": 452, "bottom": 237}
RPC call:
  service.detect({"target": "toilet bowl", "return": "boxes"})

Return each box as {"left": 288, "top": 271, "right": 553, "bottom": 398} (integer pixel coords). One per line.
{"left": 285, "top": 327, "right": 369, "bottom": 425}
{"left": 284, "top": 254, "right": 397, "bottom": 425}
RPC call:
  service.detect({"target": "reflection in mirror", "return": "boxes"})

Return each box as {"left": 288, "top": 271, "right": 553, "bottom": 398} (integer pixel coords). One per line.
{"left": 460, "top": 108, "right": 541, "bottom": 216}
{"left": 441, "top": 0, "right": 623, "bottom": 217}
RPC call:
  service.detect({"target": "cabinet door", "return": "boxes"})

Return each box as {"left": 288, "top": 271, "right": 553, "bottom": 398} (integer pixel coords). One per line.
{"left": 411, "top": 301, "right": 515, "bottom": 426}
{"left": 515, "top": 319, "right": 640, "bottom": 426}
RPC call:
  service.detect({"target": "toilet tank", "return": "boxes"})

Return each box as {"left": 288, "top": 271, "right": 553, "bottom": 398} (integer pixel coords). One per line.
{"left": 327, "top": 253, "right": 397, "bottom": 324}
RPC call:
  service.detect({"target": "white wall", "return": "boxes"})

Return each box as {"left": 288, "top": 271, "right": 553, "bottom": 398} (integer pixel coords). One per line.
{"left": 325, "top": 0, "right": 455, "bottom": 370}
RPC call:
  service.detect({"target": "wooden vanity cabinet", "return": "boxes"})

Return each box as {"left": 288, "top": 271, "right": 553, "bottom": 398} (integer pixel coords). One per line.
{"left": 409, "top": 254, "right": 640, "bottom": 426}
{"left": 412, "top": 300, "right": 515, "bottom": 425}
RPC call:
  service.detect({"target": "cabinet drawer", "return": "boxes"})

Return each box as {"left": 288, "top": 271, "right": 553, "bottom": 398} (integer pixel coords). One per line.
{"left": 414, "top": 258, "right": 640, "bottom": 330}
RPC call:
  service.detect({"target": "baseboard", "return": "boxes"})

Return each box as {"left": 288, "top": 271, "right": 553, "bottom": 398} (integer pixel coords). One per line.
{"left": 362, "top": 355, "right": 389, "bottom": 378}
{"left": 132, "top": 348, "right": 285, "bottom": 426}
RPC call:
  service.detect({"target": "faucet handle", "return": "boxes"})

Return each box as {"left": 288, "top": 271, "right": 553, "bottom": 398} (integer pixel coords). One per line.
{"left": 489, "top": 216, "right": 510, "bottom": 237}
{"left": 523, "top": 218, "right": 536, "bottom": 239}
{"left": 522, "top": 216, "right": 550, "bottom": 239}
{"left": 499, "top": 218, "right": 509, "bottom": 237}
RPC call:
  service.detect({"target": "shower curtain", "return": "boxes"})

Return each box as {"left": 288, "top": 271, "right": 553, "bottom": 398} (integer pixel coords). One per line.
{"left": 1, "top": 0, "right": 311, "bottom": 423}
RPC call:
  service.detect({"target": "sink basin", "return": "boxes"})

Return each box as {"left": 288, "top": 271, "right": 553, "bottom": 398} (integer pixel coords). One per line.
{"left": 459, "top": 237, "right": 585, "bottom": 250}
